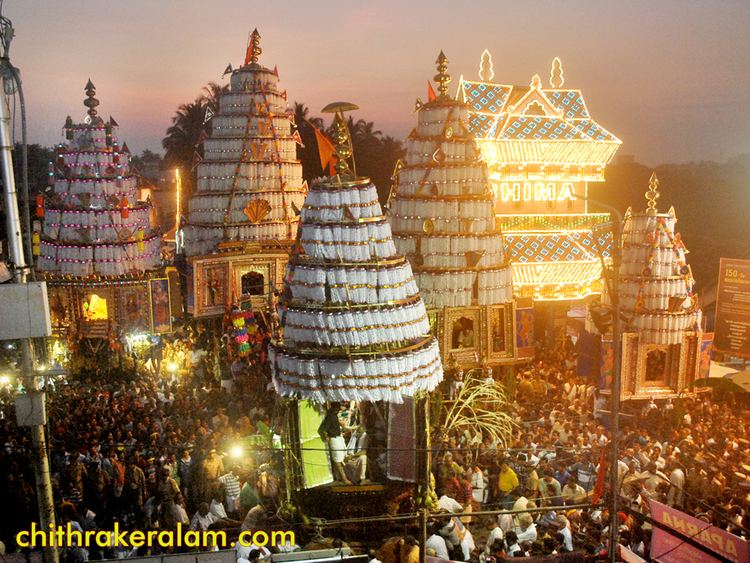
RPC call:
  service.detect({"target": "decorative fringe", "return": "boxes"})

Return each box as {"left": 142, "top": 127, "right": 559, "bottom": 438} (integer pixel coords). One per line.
{"left": 271, "top": 338, "right": 443, "bottom": 404}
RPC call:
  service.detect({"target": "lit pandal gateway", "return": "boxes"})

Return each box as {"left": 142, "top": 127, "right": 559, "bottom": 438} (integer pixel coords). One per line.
{"left": 600, "top": 174, "right": 703, "bottom": 399}
{"left": 183, "top": 29, "right": 306, "bottom": 318}
{"left": 458, "top": 53, "right": 621, "bottom": 305}
{"left": 35, "top": 81, "right": 165, "bottom": 353}
{"left": 270, "top": 103, "right": 442, "bottom": 503}
{"left": 389, "top": 53, "right": 517, "bottom": 371}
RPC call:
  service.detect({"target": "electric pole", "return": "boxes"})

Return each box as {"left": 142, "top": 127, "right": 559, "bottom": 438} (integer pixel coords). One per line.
{"left": 1, "top": 12, "right": 59, "bottom": 563}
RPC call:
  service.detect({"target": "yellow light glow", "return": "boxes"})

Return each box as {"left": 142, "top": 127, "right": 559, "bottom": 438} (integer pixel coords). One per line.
{"left": 229, "top": 444, "right": 244, "bottom": 459}
{"left": 175, "top": 168, "right": 182, "bottom": 232}
{"left": 83, "top": 293, "right": 108, "bottom": 321}
{"left": 166, "top": 361, "right": 179, "bottom": 374}
{"left": 0, "top": 375, "right": 10, "bottom": 385}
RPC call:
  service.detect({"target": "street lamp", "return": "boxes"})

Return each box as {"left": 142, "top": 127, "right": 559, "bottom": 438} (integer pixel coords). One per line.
{"left": 229, "top": 444, "right": 244, "bottom": 460}
{"left": 174, "top": 168, "right": 182, "bottom": 254}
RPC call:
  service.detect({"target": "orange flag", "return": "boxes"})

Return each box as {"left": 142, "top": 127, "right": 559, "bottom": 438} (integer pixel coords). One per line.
{"left": 310, "top": 121, "right": 337, "bottom": 176}
{"left": 591, "top": 447, "right": 608, "bottom": 504}
{"left": 427, "top": 81, "right": 437, "bottom": 102}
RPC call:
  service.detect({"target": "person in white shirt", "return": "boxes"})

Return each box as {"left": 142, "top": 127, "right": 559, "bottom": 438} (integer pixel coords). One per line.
{"left": 438, "top": 494, "right": 463, "bottom": 513}
{"left": 209, "top": 497, "right": 227, "bottom": 520}
{"left": 666, "top": 463, "right": 686, "bottom": 508}
{"left": 556, "top": 514, "right": 574, "bottom": 551}
{"left": 236, "top": 543, "right": 271, "bottom": 563}
{"left": 515, "top": 513, "right": 538, "bottom": 543}
{"left": 470, "top": 465, "right": 486, "bottom": 505}
{"left": 425, "top": 524, "right": 450, "bottom": 559}
{"left": 459, "top": 526, "right": 475, "bottom": 561}
{"left": 505, "top": 531, "right": 521, "bottom": 557}
{"left": 484, "top": 518, "right": 504, "bottom": 555}
{"left": 190, "top": 502, "right": 218, "bottom": 531}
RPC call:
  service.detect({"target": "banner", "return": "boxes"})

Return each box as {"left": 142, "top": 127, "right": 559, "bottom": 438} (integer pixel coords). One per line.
{"left": 699, "top": 332, "right": 714, "bottom": 379}
{"left": 715, "top": 258, "right": 750, "bottom": 358}
{"left": 149, "top": 278, "right": 172, "bottom": 334}
{"left": 515, "top": 298, "right": 535, "bottom": 359}
{"left": 577, "top": 329, "right": 601, "bottom": 380}
{"left": 649, "top": 499, "right": 750, "bottom": 562}
{"left": 599, "top": 336, "right": 614, "bottom": 390}
{"left": 387, "top": 396, "right": 416, "bottom": 482}
{"left": 619, "top": 545, "right": 647, "bottom": 563}
{"left": 298, "top": 401, "right": 333, "bottom": 489}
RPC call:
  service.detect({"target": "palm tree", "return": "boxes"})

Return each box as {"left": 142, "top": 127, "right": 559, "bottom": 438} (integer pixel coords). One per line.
{"left": 202, "top": 81, "right": 228, "bottom": 113}
{"left": 162, "top": 99, "right": 204, "bottom": 205}
{"left": 161, "top": 82, "right": 229, "bottom": 205}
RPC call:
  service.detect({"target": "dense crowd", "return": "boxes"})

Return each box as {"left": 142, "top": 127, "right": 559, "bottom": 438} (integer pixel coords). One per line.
{"left": 0, "top": 328, "right": 285, "bottom": 560}
{"left": 410, "top": 339, "right": 750, "bottom": 561}
{"left": 1, "top": 331, "right": 750, "bottom": 562}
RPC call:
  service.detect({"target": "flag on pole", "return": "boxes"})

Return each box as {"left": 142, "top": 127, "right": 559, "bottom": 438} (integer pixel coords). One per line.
{"left": 109, "top": 116, "right": 119, "bottom": 127}
{"left": 191, "top": 150, "right": 202, "bottom": 171}
{"left": 427, "top": 81, "right": 437, "bottom": 102}
{"left": 222, "top": 64, "right": 233, "bottom": 77}
{"left": 273, "top": 64, "right": 279, "bottom": 77}
{"left": 291, "top": 130, "right": 304, "bottom": 147}
{"left": 591, "top": 447, "right": 608, "bottom": 504}
{"left": 203, "top": 106, "right": 215, "bottom": 124}
{"left": 308, "top": 120, "right": 337, "bottom": 176}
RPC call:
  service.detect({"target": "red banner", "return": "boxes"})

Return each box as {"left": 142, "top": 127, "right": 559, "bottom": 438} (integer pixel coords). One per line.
{"left": 649, "top": 499, "right": 750, "bottom": 562}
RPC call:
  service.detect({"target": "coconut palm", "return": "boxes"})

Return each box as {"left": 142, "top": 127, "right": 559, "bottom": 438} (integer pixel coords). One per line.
{"left": 162, "top": 82, "right": 229, "bottom": 204}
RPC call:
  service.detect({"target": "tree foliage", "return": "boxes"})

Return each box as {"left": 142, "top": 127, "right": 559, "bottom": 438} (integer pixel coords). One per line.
{"left": 292, "top": 102, "right": 404, "bottom": 203}
{"left": 161, "top": 81, "right": 229, "bottom": 208}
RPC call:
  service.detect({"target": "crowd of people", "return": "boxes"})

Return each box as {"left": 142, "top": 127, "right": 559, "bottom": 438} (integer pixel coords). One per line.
{"left": 0, "top": 325, "right": 285, "bottom": 560}
{"left": 2, "top": 329, "right": 750, "bottom": 562}
{"left": 408, "top": 339, "right": 750, "bottom": 560}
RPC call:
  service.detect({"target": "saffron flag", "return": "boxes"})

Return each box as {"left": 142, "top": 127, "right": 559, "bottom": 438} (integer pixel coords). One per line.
{"left": 310, "top": 121, "right": 337, "bottom": 175}
{"left": 591, "top": 447, "right": 607, "bottom": 504}
{"left": 222, "top": 64, "right": 233, "bottom": 77}
{"left": 427, "top": 81, "right": 437, "bottom": 102}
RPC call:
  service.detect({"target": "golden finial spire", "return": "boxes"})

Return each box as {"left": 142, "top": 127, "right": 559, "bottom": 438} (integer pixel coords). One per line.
{"left": 83, "top": 79, "right": 100, "bottom": 121}
{"left": 530, "top": 74, "right": 542, "bottom": 90}
{"left": 479, "top": 49, "right": 494, "bottom": 82}
{"left": 646, "top": 172, "right": 660, "bottom": 213}
{"left": 434, "top": 51, "right": 451, "bottom": 99}
{"left": 83, "top": 78, "right": 100, "bottom": 123}
{"left": 245, "top": 28, "right": 262, "bottom": 66}
{"left": 322, "top": 101, "right": 360, "bottom": 178}
{"left": 550, "top": 57, "right": 564, "bottom": 88}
